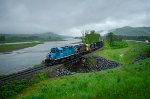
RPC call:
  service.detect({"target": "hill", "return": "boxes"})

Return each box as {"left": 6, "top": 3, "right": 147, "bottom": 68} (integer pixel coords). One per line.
{"left": 0, "top": 32, "right": 62, "bottom": 39}
{"left": 110, "top": 26, "right": 150, "bottom": 36}
{"left": 0, "top": 32, "right": 65, "bottom": 42}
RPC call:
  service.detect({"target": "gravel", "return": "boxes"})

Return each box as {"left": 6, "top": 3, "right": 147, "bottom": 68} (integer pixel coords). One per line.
{"left": 134, "top": 54, "right": 150, "bottom": 62}
{"left": 64, "top": 55, "right": 121, "bottom": 73}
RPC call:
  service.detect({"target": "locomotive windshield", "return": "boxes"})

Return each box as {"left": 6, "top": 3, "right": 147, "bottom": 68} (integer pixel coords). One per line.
{"left": 51, "top": 48, "right": 56, "bottom": 53}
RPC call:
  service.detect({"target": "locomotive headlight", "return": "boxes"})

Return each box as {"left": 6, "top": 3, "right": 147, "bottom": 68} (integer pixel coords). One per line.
{"left": 46, "top": 54, "right": 49, "bottom": 59}
{"left": 46, "top": 53, "right": 50, "bottom": 59}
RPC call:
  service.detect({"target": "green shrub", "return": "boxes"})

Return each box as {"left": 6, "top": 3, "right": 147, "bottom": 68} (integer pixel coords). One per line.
{"left": 111, "top": 41, "right": 128, "bottom": 49}
{"left": 103, "top": 41, "right": 128, "bottom": 49}
{"left": 86, "top": 57, "right": 96, "bottom": 65}
{"left": 37, "top": 72, "right": 46, "bottom": 80}
{"left": 23, "top": 93, "right": 45, "bottom": 99}
{"left": 103, "top": 41, "right": 111, "bottom": 49}
{"left": 0, "top": 79, "right": 28, "bottom": 99}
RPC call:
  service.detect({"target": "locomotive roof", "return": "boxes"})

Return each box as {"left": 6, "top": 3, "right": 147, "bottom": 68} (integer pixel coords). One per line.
{"left": 51, "top": 47, "right": 63, "bottom": 50}
{"left": 57, "top": 47, "right": 63, "bottom": 50}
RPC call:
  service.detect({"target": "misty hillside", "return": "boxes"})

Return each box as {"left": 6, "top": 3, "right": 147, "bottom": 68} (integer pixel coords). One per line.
{"left": 110, "top": 26, "right": 150, "bottom": 36}
{"left": 0, "top": 32, "right": 63, "bottom": 39}
{"left": 0, "top": 32, "right": 68, "bottom": 42}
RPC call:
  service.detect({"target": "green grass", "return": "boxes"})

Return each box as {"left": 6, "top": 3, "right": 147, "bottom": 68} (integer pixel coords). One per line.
{"left": 16, "top": 58, "right": 150, "bottom": 99}
{"left": 0, "top": 42, "right": 42, "bottom": 53}
{"left": 0, "top": 79, "right": 29, "bottom": 99}
{"left": 94, "top": 42, "right": 150, "bottom": 64}
{"left": 0, "top": 69, "right": 55, "bottom": 99}
{"left": 111, "top": 41, "right": 128, "bottom": 49}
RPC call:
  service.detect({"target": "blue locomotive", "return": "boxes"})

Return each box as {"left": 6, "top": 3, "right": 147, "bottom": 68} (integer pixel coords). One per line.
{"left": 45, "top": 41, "right": 103, "bottom": 66}
{"left": 46, "top": 46, "right": 75, "bottom": 59}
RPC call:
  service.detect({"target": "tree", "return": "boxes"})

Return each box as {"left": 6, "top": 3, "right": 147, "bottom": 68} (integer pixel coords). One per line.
{"left": 49, "top": 36, "right": 51, "bottom": 39}
{"left": 106, "top": 32, "right": 115, "bottom": 46}
{"left": 114, "top": 35, "right": 123, "bottom": 41}
{"left": 0, "top": 35, "right": 5, "bottom": 41}
{"left": 82, "top": 30, "right": 101, "bottom": 44}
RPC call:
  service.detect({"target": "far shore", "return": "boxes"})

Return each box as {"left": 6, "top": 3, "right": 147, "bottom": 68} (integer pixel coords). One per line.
{"left": 0, "top": 42, "right": 42, "bottom": 53}
{"left": 0, "top": 39, "right": 65, "bottom": 53}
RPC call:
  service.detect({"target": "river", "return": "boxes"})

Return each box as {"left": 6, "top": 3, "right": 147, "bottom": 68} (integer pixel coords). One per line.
{"left": 0, "top": 38, "right": 81, "bottom": 75}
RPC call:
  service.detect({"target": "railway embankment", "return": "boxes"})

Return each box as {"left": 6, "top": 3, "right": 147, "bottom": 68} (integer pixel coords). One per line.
{"left": 53, "top": 53, "right": 150, "bottom": 77}
{"left": 37, "top": 55, "right": 121, "bottom": 78}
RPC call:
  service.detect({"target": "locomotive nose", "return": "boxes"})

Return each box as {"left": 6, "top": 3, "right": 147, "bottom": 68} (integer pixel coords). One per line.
{"left": 46, "top": 54, "right": 49, "bottom": 59}
{"left": 46, "top": 53, "right": 51, "bottom": 59}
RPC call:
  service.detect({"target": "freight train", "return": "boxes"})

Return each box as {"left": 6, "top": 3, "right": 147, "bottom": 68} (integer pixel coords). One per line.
{"left": 45, "top": 41, "right": 103, "bottom": 66}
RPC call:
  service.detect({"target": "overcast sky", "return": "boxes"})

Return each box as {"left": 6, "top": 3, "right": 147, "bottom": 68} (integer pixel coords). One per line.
{"left": 0, "top": 0, "right": 150, "bottom": 36}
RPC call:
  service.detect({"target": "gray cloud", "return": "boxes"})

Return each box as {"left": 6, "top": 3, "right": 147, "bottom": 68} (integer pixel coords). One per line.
{"left": 0, "top": 0, "right": 150, "bottom": 36}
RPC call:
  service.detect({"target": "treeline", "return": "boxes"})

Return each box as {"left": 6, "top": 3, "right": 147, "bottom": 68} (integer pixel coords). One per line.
{"left": 104, "top": 32, "right": 128, "bottom": 49}
{"left": 0, "top": 35, "right": 5, "bottom": 41}
{"left": 0, "top": 35, "right": 40, "bottom": 41}
{"left": 120, "top": 35, "right": 150, "bottom": 41}
{"left": 103, "top": 35, "right": 150, "bottom": 41}
{"left": 81, "top": 30, "right": 150, "bottom": 43}
{"left": 82, "top": 31, "right": 128, "bottom": 49}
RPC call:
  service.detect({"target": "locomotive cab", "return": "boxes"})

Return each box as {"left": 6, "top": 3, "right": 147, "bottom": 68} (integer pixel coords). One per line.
{"left": 46, "top": 52, "right": 51, "bottom": 59}
{"left": 51, "top": 47, "right": 63, "bottom": 59}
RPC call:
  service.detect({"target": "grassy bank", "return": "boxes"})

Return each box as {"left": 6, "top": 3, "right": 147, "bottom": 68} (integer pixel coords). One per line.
{"left": 15, "top": 58, "right": 150, "bottom": 99}
{"left": 0, "top": 42, "right": 42, "bottom": 53}
{"left": 94, "top": 42, "right": 150, "bottom": 64}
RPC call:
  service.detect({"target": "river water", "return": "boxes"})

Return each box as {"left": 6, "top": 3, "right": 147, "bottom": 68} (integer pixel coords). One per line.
{"left": 0, "top": 38, "right": 81, "bottom": 75}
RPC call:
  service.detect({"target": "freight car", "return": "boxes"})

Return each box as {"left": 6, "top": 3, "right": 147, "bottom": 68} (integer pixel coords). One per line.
{"left": 45, "top": 41, "right": 103, "bottom": 66}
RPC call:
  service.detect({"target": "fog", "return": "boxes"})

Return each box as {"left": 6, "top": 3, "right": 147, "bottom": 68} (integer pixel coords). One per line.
{"left": 0, "top": 0, "right": 150, "bottom": 36}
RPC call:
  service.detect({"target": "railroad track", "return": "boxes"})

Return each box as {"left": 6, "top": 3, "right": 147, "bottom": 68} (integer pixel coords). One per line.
{"left": 0, "top": 65, "right": 48, "bottom": 84}
{"left": 0, "top": 57, "right": 81, "bottom": 85}
{"left": 0, "top": 47, "right": 103, "bottom": 85}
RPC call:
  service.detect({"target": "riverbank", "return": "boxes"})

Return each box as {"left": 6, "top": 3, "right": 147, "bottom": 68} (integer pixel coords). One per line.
{"left": 0, "top": 42, "right": 42, "bottom": 53}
